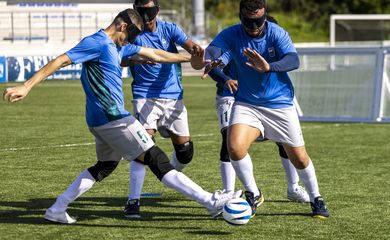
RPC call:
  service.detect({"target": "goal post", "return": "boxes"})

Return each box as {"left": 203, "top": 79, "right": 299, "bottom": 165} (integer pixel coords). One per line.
{"left": 330, "top": 14, "right": 390, "bottom": 46}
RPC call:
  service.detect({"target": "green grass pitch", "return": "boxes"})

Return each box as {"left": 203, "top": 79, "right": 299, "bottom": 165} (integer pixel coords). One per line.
{"left": 0, "top": 77, "right": 389, "bottom": 239}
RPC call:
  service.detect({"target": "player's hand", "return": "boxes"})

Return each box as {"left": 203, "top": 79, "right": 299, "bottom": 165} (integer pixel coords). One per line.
{"left": 201, "top": 59, "right": 223, "bottom": 80}
{"left": 225, "top": 79, "right": 238, "bottom": 94}
{"left": 3, "top": 85, "right": 30, "bottom": 103}
{"left": 243, "top": 48, "right": 270, "bottom": 73}
{"left": 190, "top": 47, "right": 210, "bottom": 70}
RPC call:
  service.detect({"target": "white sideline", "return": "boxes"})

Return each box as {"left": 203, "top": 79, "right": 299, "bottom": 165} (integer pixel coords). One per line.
{"left": 0, "top": 133, "right": 216, "bottom": 152}
{"left": 0, "top": 125, "right": 329, "bottom": 152}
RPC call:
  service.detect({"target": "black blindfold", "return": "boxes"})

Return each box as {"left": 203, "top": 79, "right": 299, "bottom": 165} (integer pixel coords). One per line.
{"left": 134, "top": 6, "right": 159, "bottom": 23}
{"left": 118, "top": 10, "right": 142, "bottom": 43}
{"left": 240, "top": 13, "right": 267, "bottom": 31}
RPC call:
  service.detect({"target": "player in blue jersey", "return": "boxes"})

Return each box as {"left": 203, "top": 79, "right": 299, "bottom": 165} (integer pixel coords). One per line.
{"left": 3, "top": 9, "right": 241, "bottom": 224}
{"left": 121, "top": 0, "right": 203, "bottom": 218}
{"left": 208, "top": 51, "right": 309, "bottom": 204}
{"left": 193, "top": 0, "right": 329, "bottom": 219}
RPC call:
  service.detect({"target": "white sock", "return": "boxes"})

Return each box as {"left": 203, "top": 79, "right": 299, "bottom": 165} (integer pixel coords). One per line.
{"left": 296, "top": 160, "right": 321, "bottom": 202}
{"left": 129, "top": 160, "right": 146, "bottom": 200}
{"left": 170, "top": 151, "right": 187, "bottom": 172}
{"left": 49, "top": 170, "right": 96, "bottom": 213}
{"left": 161, "top": 170, "right": 213, "bottom": 209}
{"left": 230, "top": 154, "right": 260, "bottom": 196}
{"left": 220, "top": 161, "right": 236, "bottom": 192}
{"left": 280, "top": 157, "right": 299, "bottom": 192}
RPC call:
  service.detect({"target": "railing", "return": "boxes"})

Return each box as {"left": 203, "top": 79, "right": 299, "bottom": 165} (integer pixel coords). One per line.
{"left": 0, "top": 7, "right": 178, "bottom": 43}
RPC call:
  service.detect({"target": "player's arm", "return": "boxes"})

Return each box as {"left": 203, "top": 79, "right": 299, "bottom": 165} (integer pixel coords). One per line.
{"left": 243, "top": 48, "right": 299, "bottom": 73}
{"left": 208, "top": 67, "right": 238, "bottom": 94}
{"left": 3, "top": 54, "right": 72, "bottom": 103}
{"left": 137, "top": 47, "right": 190, "bottom": 63}
{"left": 182, "top": 39, "right": 202, "bottom": 56}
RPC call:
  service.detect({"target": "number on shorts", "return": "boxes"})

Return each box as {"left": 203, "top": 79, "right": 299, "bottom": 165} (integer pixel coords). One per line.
{"left": 137, "top": 130, "right": 149, "bottom": 144}
{"left": 221, "top": 111, "right": 228, "bottom": 124}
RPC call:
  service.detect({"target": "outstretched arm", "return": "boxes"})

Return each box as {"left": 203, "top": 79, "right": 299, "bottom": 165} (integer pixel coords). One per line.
{"left": 136, "top": 47, "right": 190, "bottom": 63}
{"left": 3, "top": 54, "right": 72, "bottom": 102}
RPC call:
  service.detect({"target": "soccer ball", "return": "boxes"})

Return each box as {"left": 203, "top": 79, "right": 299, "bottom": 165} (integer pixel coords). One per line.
{"left": 222, "top": 198, "right": 252, "bottom": 225}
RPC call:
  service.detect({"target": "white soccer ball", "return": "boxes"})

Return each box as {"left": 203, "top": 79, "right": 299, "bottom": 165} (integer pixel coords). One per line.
{"left": 222, "top": 198, "right": 252, "bottom": 225}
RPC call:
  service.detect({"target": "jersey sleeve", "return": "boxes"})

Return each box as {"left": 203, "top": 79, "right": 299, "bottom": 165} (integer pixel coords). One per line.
{"left": 66, "top": 36, "right": 101, "bottom": 64}
{"left": 121, "top": 44, "right": 141, "bottom": 60}
{"left": 207, "top": 28, "right": 233, "bottom": 65}
{"left": 273, "top": 28, "right": 296, "bottom": 56}
{"left": 169, "top": 23, "right": 189, "bottom": 46}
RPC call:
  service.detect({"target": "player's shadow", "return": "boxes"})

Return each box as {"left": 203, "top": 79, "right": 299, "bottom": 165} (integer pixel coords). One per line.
{"left": 0, "top": 196, "right": 213, "bottom": 227}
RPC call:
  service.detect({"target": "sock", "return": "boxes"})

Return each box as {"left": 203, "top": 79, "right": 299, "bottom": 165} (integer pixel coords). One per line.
{"left": 296, "top": 159, "right": 321, "bottom": 202}
{"left": 129, "top": 160, "right": 146, "bottom": 200}
{"left": 161, "top": 170, "right": 213, "bottom": 209}
{"left": 280, "top": 157, "right": 299, "bottom": 192}
{"left": 220, "top": 161, "right": 236, "bottom": 192}
{"left": 230, "top": 154, "right": 260, "bottom": 197}
{"left": 49, "top": 170, "right": 95, "bottom": 213}
{"left": 170, "top": 151, "right": 187, "bottom": 172}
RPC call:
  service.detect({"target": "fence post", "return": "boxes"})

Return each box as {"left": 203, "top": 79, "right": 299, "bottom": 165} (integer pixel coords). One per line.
{"left": 372, "top": 48, "right": 386, "bottom": 122}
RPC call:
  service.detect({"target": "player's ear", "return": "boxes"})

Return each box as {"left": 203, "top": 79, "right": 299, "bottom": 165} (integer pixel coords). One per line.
{"left": 120, "top": 22, "right": 128, "bottom": 33}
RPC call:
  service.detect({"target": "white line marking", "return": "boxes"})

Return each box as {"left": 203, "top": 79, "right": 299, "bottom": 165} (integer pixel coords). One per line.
{"left": 0, "top": 125, "right": 337, "bottom": 152}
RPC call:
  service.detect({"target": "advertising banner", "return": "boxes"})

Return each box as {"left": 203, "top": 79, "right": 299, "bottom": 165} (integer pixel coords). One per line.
{"left": 5, "top": 56, "right": 131, "bottom": 82}
{"left": 6, "top": 56, "right": 82, "bottom": 82}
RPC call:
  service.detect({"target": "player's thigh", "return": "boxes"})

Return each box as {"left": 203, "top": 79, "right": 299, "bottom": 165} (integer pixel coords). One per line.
{"left": 216, "top": 96, "right": 235, "bottom": 130}
{"left": 228, "top": 123, "right": 261, "bottom": 151}
{"left": 90, "top": 116, "right": 154, "bottom": 162}
{"left": 132, "top": 98, "right": 161, "bottom": 131}
{"left": 160, "top": 99, "right": 190, "bottom": 138}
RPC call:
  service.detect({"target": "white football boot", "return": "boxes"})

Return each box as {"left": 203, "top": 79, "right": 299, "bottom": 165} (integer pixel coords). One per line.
{"left": 44, "top": 208, "right": 77, "bottom": 224}
{"left": 287, "top": 185, "right": 310, "bottom": 203}
{"left": 208, "top": 189, "right": 243, "bottom": 218}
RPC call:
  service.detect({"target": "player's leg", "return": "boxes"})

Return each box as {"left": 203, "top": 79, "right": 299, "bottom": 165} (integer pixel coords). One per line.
{"left": 120, "top": 116, "right": 242, "bottom": 218}
{"left": 282, "top": 145, "right": 329, "bottom": 218}
{"left": 220, "top": 128, "right": 236, "bottom": 192}
{"left": 159, "top": 99, "right": 193, "bottom": 172}
{"left": 261, "top": 106, "right": 329, "bottom": 218}
{"left": 228, "top": 123, "right": 263, "bottom": 217}
{"left": 169, "top": 135, "right": 193, "bottom": 172}
{"left": 216, "top": 96, "right": 236, "bottom": 192}
{"left": 125, "top": 98, "right": 160, "bottom": 218}
{"left": 137, "top": 146, "right": 242, "bottom": 218}
{"left": 44, "top": 127, "right": 123, "bottom": 224}
{"left": 276, "top": 143, "right": 309, "bottom": 203}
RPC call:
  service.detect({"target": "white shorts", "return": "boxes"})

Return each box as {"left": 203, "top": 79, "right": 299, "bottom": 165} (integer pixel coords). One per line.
{"left": 132, "top": 98, "right": 190, "bottom": 138}
{"left": 89, "top": 116, "right": 155, "bottom": 162}
{"left": 230, "top": 102, "right": 305, "bottom": 147}
{"left": 215, "top": 95, "right": 235, "bottom": 130}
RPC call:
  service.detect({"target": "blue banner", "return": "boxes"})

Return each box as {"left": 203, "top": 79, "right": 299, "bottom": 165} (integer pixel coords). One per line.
{"left": 4, "top": 56, "right": 131, "bottom": 82}
{"left": 6, "top": 56, "right": 82, "bottom": 82}
{"left": 0, "top": 56, "right": 6, "bottom": 82}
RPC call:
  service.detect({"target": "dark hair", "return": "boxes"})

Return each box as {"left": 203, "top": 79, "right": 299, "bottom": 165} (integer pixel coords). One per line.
{"left": 114, "top": 9, "right": 144, "bottom": 31}
{"left": 134, "top": 0, "right": 159, "bottom": 6}
{"left": 266, "top": 15, "right": 278, "bottom": 24}
{"left": 239, "top": 0, "right": 266, "bottom": 13}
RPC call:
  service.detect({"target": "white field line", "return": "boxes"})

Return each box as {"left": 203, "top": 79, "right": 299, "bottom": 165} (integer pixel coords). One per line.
{"left": 0, "top": 125, "right": 329, "bottom": 152}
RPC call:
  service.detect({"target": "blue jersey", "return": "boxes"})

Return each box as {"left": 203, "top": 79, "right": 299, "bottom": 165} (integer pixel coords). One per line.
{"left": 66, "top": 29, "right": 141, "bottom": 127}
{"left": 130, "top": 19, "right": 189, "bottom": 100}
{"left": 209, "top": 22, "right": 297, "bottom": 108}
